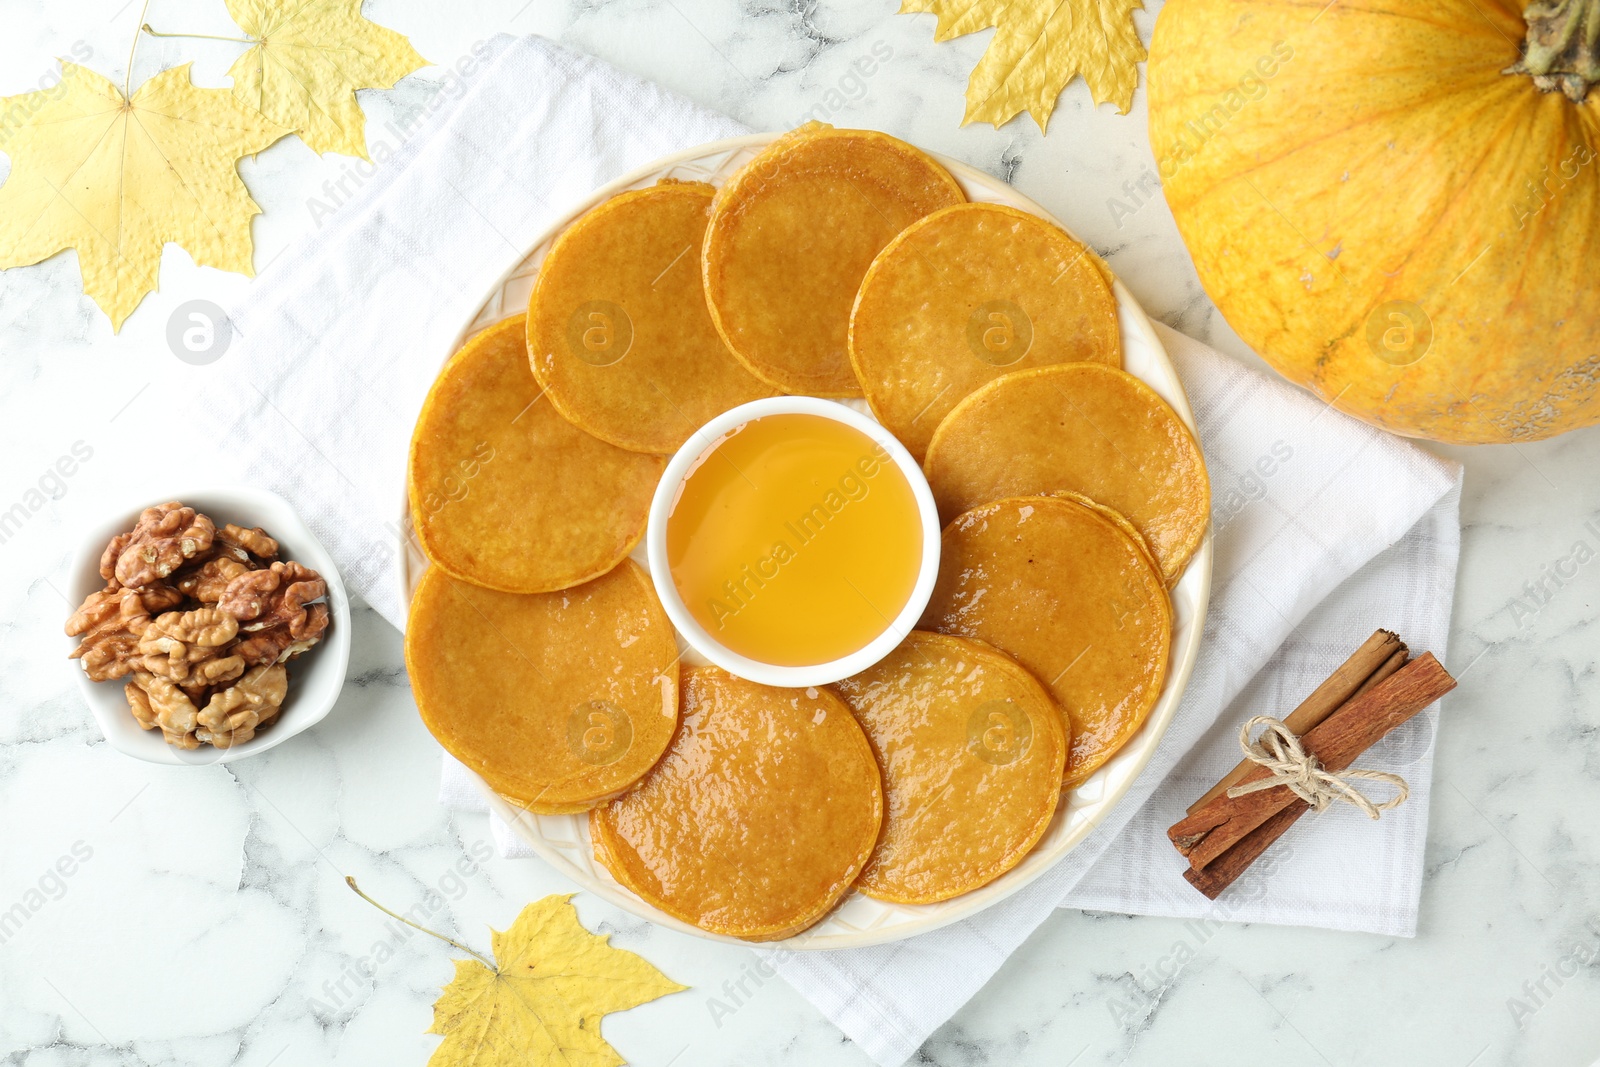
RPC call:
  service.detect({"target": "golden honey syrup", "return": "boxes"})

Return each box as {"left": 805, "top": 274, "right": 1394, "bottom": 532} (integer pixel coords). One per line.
{"left": 666, "top": 412, "right": 922, "bottom": 667}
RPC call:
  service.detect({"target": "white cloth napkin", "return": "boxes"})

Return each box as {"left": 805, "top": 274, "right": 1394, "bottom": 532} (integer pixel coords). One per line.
{"left": 203, "top": 34, "right": 1465, "bottom": 1067}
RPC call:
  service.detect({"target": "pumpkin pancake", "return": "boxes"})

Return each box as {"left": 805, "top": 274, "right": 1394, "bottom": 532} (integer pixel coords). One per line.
{"left": 702, "top": 124, "right": 964, "bottom": 397}
{"left": 408, "top": 315, "right": 665, "bottom": 593}
{"left": 528, "top": 181, "right": 775, "bottom": 454}
{"left": 923, "top": 363, "right": 1209, "bottom": 584}
{"left": 850, "top": 203, "right": 1121, "bottom": 460}
{"left": 1046, "top": 489, "right": 1161, "bottom": 579}
{"left": 833, "top": 632, "right": 1066, "bottom": 904}
{"left": 920, "top": 496, "right": 1171, "bottom": 788}
{"left": 590, "top": 667, "right": 883, "bottom": 942}
{"left": 405, "top": 560, "right": 679, "bottom": 813}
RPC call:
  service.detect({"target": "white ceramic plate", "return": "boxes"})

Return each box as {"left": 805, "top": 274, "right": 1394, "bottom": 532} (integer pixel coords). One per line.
{"left": 67, "top": 486, "right": 352, "bottom": 766}
{"left": 399, "top": 133, "right": 1212, "bottom": 949}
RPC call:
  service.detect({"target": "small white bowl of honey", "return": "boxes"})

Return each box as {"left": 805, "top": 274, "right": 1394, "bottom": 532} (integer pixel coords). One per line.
{"left": 647, "top": 397, "right": 941, "bottom": 688}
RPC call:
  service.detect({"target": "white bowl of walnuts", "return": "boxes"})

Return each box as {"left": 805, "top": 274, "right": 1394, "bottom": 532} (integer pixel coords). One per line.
{"left": 64, "top": 487, "right": 351, "bottom": 766}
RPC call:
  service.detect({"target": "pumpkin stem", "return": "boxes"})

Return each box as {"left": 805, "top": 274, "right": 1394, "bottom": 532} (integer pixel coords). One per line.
{"left": 1506, "top": 0, "right": 1600, "bottom": 101}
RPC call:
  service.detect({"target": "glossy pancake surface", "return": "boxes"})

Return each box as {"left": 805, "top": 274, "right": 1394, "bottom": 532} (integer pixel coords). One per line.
{"left": 528, "top": 181, "right": 775, "bottom": 454}
{"left": 851, "top": 203, "right": 1121, "bottom": 460}
{"left": 702, "top": 125, "right": 964, "bottom": 397}
{"left": 1047, "top": 489, "right": 1160, "bottom": 579}
{"left": 408, "top": 315, "right": 665, "bottom": 593}
{"left": 920, "top": 496, "right": 1171, "bottom": 788}
{"left": 405, "top": 560, "right": 678, "bottom": 813}
{"left": 923, "top": 363, "right": 1209, "bottom": 584}
{"left": 833, "top": 632, "right": 1066, "bottom": 904}
{"left": 590, "top": 667, "right": 883, "bottom": 941}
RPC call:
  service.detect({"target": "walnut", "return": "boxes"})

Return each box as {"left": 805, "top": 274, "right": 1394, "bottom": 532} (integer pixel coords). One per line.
{"left": 127, "top": 671, "right": 202, "bottom": 749}
{"left": 65, "top": 586, "right": 122, "bottom": 639}
{"left": 128, "top": 676, "right": 212, "bottom": 734}
{"left": 139, "top": 604, "right": 237, "bottom": 650}
{"left": 113, "top": 504, "right": 217, "bottom": 589}
{"left": 175, "top": 556, "right": 254, "bottom": 603}
{"left": 197, "top": 663, "right": 288, "bottom": 748}
{"left": 171, "top": 652, "right": 246, "bottom": 689}
{"left": 68, "top": 588, "right": 166, "bottom": 682}
{"left": 125, "top": 679, "right": 158, "bottom": 730}
{"left": 221, "top": 562, "right": 329, "bottom": 666}
{"left": 136, "top": 606, "right": 239, "bottom": 684}
{"left": 77, "top": 632, "right": 142, "bottom": 683}
{"left": 99, "top": 532, "right": 133, "bottom": 584}
{"left": 219, "top": 561, "right": 325, "bottom": 623}
{"left": 66, "top": 583, "right": 180, "bottom": 640}
{"left": 235, "top": 601, "right": 330, "bottom": 666}
{"left": 141, "top": 583, "right": 187, "bottom": 613}
{"left": 216, "top": 568, "right": 280, "bottom": 620}
{"left": 213, "top": 523, "right": 279, "bottom": 564}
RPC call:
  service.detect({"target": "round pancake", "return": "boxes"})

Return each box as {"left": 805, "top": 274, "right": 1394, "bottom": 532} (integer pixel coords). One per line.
{"left": 923, "top": 363, "right": 1209, "bottom": 585}
{"left": 405, "top": 559, "right": 678, "bottom": 813}
{"left": 702, "top": 124, "right": 964, "bottom": 397}
{"left": 919, "top": 496, "right": 1171, "bottom": 788}
{"left": 1046, "top": 489, "right": 1160, "bottom": 578}
{"left": 528, "top": 181, "right": 775, "bottom": 454}
{"left": 851, "top": 203, "right": 1121, "bottom": 460}
{"left": 590, "top": 666, "right": 883, "bottom": 941}
{"left": 833, "top": 632, "right": 1066, "bottom": 904}
{"left": 409, "top": 315, "right": 665, "bottom": 593}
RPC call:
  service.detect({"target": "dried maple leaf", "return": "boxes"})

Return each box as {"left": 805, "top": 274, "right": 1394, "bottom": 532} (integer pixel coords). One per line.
{"left": 0, "top": 62, "right": 288, "bottom": 330}
{"left": 225, "top": 0, "right": 427, "bottom": 158}
{"left": 901, "top": 0, "right": 1147, "bottom": 131}
{"left": 427, "top": 894, "right": 685, "bottom": 1067}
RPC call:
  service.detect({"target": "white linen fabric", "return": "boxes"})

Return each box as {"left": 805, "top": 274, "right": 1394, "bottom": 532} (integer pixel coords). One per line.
{"left": 205, "top": 35, "right": 1463, "bottom": 1067}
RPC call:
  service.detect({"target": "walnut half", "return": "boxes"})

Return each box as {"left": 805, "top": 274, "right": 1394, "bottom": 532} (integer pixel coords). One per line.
{"left": 114, "top": 504, "right": 216, "bottom": 589}
{"left": 223, "top": 562, "right": 331, "bottom": 667}
{"left": 214, "top": 523, "right": 280, "bottom": 565}
{"left": 67, "top": 586, "right": 177, "bottom": 683}
{"left": 126, "top": 671, "right": 202, "bottom": 749}
{"left": 136, "top": 606, "right": 240, "bottom": 685}
{"left": 196, "top": 664, "right": 289, "bottom": 748}
{"left": 174, "top": 556, "right": 254, "bottom": 604}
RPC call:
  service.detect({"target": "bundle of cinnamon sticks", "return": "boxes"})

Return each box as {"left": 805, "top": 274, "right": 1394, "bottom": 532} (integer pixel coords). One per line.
{"left": 1170, "top": 630, "right": 1457, "bottom": 899}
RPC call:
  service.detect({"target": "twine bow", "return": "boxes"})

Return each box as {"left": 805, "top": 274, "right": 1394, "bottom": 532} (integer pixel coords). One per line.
{"left": 1225, "top": 716, "right": 1409, "bottom": 818}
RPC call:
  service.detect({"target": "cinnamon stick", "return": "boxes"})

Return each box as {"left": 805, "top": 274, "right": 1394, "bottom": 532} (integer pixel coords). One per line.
{"left": 1182, "top": 642, "right": 1402, "bottom": 899}
{"left": 1183, "top": 802, "right": 1304, "bottom": 899}
{"left": 1352, "top": 647, "right": 1409, "bottom": 699}
{"left": 1185, "top": 630, "right": 1406, "bottom": 814}
{"left": 1183, "top": 646, "right": 1413, "bottom": 898}
{"left": 1169, "top": 652, "right": 1456, "bottom": 872}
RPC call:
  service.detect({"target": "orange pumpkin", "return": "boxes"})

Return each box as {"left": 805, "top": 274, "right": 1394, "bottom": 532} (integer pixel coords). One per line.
{"left": 1148, "top": 0, "right": 1600, "bottom": 444}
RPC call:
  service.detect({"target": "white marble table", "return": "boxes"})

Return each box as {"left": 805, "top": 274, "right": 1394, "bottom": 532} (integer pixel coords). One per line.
{"left": 3, "top": 2, "right": 1598, "bottom": 1065}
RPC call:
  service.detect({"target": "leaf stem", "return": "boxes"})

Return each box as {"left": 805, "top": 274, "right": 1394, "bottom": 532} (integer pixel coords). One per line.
{"left": 142, "top": 25, "right": 258, "bottom": 46}
{"left": 344, "top": 876, "right": 496, "bottom": 970}
{"left": 125, "top": 0, "right": 155, "bottom": 99}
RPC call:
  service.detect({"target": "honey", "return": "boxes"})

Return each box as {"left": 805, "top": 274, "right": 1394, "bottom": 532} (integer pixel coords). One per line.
{"left": 665, "top": 412, "right": 922, "bottom": 667}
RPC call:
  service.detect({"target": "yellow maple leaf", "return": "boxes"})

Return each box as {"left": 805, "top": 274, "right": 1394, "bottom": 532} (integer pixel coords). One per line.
{"left": 225, "top": 0, "right": 427, "bottom": 158}
{"left": 901, "top": 0, "right": 1146, "bottom": 131}
{"left": 0, "top": 62, "right": 288, "bottom": 331}
{"left": 427, "top": 894, "right": 686, "bottom": 1067}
